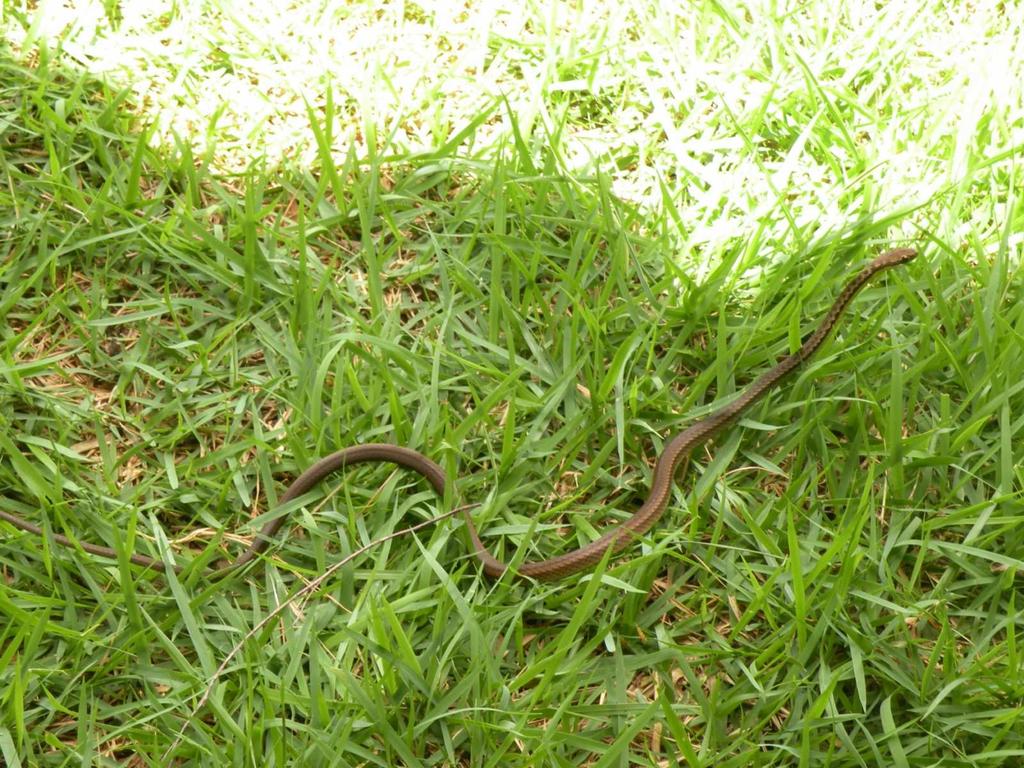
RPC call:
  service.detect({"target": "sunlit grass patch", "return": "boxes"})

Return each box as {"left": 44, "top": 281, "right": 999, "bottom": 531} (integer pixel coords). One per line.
{"left": 5, "top": 0, "right": 1021, "bottom": 265}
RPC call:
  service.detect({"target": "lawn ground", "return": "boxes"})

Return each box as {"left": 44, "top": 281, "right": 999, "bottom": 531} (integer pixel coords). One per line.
{"left": 1, "top": 1, "right": 1023, "bottom": 765}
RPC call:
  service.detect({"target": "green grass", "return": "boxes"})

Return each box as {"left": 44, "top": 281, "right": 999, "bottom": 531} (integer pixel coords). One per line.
{"left": 1, "top": 1, "right": 1023, "bottom": 766}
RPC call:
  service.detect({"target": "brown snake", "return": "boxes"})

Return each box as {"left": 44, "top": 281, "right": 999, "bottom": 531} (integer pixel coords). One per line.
{"left": 0, "top": 248, "right": 915, "bottom": 581}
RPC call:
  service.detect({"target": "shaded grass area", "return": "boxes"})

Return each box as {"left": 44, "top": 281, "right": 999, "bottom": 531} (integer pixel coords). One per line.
{"left": 1, "top": 34, "right": 1023, "bottom": 768}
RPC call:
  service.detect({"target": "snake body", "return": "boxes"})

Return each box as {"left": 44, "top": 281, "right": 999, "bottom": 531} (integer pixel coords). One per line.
{"left": 0, "top": 248, "right": 915, "bottom": 580}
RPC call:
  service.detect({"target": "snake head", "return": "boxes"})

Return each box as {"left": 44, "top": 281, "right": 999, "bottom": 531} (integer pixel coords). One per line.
{"left": 875, "top": 247, "right": 917, "bottom": 267}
